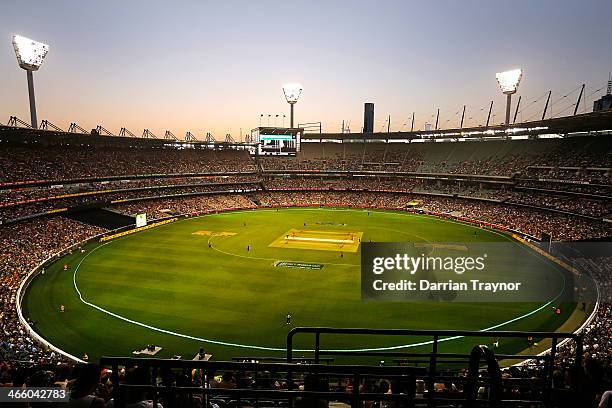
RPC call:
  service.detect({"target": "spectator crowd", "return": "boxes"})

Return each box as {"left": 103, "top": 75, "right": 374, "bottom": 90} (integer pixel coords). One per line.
{"left": 1, "top": 218, "right": 105, "bottom": 362}
{"left": 0, "top": 134, "right": 610, "bottom": 407}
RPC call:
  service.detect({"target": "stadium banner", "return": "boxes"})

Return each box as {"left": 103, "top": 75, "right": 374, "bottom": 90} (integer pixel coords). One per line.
{"left": 46, "top": 208, "right": 68, "bottom": 214}
{"left": 360, "top": 242, "right": 604, "bottom": 303}
{"left": 274, "top": 261, "right": 324, "bottom": 270}
{"left": 100, "top": 218, "right": 176, "bottom": 242}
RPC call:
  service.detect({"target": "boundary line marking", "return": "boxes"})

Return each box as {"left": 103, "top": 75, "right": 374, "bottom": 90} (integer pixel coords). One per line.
{"left": 69, "top": 208, "right": 566, "bottom": 352}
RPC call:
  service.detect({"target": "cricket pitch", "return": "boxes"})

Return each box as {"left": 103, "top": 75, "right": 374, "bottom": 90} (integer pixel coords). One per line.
{"left": 269, "top": 229, "right": 363, "bottom": 252}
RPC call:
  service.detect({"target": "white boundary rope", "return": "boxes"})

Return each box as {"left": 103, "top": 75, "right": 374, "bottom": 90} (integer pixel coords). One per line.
{"left": 16, "top": 206, "right": 598, "bottom": 360}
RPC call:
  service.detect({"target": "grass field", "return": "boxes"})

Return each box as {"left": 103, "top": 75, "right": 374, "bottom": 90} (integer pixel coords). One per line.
{"left": 22, "top": 208, "right": 590, "bottom": 362}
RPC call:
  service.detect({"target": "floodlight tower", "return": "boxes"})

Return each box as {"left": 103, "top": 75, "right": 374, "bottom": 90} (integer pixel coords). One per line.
{"left": 12, "top": 35, "right": 49, "bottom": 129}
{"left": 496, "top": 69, "right": 522, "bottom": 125}
{"left": 282, "top": 83, "right": 303, "bottom": 128}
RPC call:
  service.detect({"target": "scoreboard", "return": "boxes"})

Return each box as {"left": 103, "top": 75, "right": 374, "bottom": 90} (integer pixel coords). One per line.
{"left": 251, "top": 127, "right": 303, "bottom": 156}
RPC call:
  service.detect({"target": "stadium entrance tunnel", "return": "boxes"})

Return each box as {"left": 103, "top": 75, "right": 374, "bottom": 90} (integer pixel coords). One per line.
{"left": 66, "top": 208, "right": 135, "bottom": 229}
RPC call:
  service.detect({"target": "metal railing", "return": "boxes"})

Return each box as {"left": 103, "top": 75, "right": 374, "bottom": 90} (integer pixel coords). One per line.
{"left": 286, "top": 327, "right": 583, "bottom": 407}
{"left": 101, "top": 357, "right": 426, "bottom": 408}
{"left": 98, "top": 327, "right": 583, "bottom": 408}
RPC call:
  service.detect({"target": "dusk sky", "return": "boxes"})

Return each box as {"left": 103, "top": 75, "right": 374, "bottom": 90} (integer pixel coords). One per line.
{"left": 1, "top": 0, "right": 611, "bottom": 140}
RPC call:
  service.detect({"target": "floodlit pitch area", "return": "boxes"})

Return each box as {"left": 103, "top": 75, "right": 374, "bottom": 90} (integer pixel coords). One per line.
{"left": 269, "top": 229, "right": 363, "bottom": 252}
{"left": 22, "top": 208, "right": 590, "bottom": 361}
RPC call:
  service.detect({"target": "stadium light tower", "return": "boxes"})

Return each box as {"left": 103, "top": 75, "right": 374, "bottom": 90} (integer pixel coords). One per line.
{"left": 12, "top": 35, "right": 49, "bottom": 129}
{"left": 496, "top": 68, "right": 522, "bottom": 125}
{"left": 282, "top": 83, "right": 303, "bottom": 128}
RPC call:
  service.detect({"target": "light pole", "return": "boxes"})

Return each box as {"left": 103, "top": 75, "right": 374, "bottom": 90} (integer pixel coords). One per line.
{"left": 12, "top": 35, "right": 49, "bottom": 129}
{"left": 496, "top": 69, "right": 522, "bottom": 125}
{"left": 282, "top": 83, "right": 303, "bottom": 128}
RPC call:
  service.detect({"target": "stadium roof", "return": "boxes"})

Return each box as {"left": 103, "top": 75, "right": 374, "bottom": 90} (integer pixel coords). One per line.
{"left": 1, "top": 109, "right": 611, "bottom": 146}
{"left": 0, "top": 123, "right": 255, "bottom": 148}
{"left": 302, "top": 109, "right": 612, "bottom": 141}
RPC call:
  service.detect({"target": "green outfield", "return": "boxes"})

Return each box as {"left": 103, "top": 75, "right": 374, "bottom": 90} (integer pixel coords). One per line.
{"left": 22, "top": 208, "right": 591, "bottom": 362}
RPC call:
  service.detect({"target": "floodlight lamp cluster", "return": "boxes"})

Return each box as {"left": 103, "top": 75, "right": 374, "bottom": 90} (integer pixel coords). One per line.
{"left": 496, "top": 69, "right": 522, "bottom": 94}
{"left": 282, "top": 83, "right": 303, "bottom": 104}
{"left": 12, "top": 35, "right": 49, "bottom": 71}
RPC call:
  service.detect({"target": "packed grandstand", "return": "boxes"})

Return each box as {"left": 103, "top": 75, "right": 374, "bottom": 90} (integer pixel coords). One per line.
{"left": 0, "top": 115, "right": 611, "bottom": 407}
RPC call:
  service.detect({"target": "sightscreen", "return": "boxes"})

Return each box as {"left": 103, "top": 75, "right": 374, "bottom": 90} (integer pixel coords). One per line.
{"left": 135, "top": 213, "right": 147, "bottom": 228}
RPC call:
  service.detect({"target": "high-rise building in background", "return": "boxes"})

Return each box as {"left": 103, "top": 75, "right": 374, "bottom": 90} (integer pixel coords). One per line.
{"left": 363, "top": 103, "right": 374, "bottom": 133}
{"left": 593, "top": 75, "right": 612, "bottom": 112}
